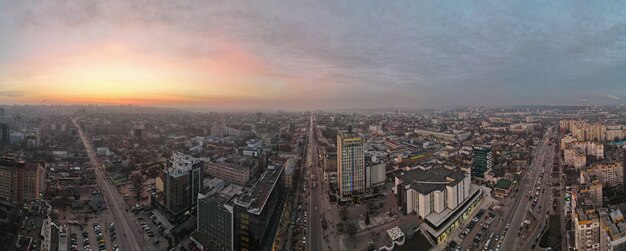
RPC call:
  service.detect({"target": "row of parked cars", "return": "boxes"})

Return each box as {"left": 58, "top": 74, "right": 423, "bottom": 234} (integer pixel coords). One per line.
{"left": 91, "top": 223, "right": 107, "bottom": 251}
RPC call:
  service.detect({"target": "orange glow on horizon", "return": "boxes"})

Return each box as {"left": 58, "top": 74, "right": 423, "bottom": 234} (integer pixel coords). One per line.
{"left": 9, "top": 40, "right": 300, "bottom": 106}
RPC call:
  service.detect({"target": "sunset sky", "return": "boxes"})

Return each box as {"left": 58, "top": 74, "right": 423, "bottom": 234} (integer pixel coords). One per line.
{"left": 1, "top": 1, "right": 626, "bottom": 110}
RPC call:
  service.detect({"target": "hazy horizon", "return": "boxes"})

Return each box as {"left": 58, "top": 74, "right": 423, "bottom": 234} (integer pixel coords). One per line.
{"left": 2, "top": 1, "right": 626, "bottom": 109}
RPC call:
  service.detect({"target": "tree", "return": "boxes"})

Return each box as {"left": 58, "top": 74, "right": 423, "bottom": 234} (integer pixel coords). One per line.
{"left": 346, "top": 221, "right": 358, "bottom": 237}
{"left": 341, "top": 207, "right": 349, "bottom": 221}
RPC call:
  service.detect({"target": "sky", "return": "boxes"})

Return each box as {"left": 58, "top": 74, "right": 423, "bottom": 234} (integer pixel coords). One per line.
{"left": 1, "top": 1, "right": 626, "bottom": 110}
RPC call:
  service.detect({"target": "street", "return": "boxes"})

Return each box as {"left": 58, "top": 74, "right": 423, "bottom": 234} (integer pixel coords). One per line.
{"left": 73, "top": 117, "right": 149, "bottom": 251}
{"left": 500, "top": 127, "right": 556, "bottom": 251}
{"left": 306, "top": 114, "right": 322, "bottom": 251}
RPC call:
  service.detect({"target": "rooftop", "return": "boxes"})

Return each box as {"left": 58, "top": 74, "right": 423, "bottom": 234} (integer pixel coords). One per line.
{"left": 234, "top": 164, "right": 284, "bottom": 215}
{"left": 398, "top": 166, "right": 468, "bottom": 194}
{"left": 386, "top": 227, "right": 405, "bottom": 241}
{"left": 167, "top": 152, "right": 202, "bottom": 177}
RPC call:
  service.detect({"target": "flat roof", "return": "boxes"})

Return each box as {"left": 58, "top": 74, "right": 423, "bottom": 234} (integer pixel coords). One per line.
{"left": 167, "top": 152, "right": 202, "bottom": 177}
{"left": 234, "top": 164, "right": 284, "bottom": 215}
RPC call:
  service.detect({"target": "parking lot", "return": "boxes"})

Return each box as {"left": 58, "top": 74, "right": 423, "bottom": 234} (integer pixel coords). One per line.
{"left": 67, "top": 216, "right": 116, "bottom": 251}
{"left": 132, "top": 207, "right": 169, "bottom": 249}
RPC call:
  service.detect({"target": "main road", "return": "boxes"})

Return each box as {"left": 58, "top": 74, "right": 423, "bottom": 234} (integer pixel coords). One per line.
{"left": 73, "top": 117, "right": 146, "bottom": 251}
{"left": 306, "top": 113, "right": 323, "bottom": 251}
{"left": 500, "top": 126, "right": 556, "bottom": 251}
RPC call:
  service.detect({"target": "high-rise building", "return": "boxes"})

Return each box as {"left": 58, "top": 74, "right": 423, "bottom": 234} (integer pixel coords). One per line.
{"left": 191, "top": 185, "right": 239, "bottom": 251}
{"left": 0, "top": 155, "right": 45, "bottom": 205}
{"left": 337, "top": 131, "right": 365, "bottom": 197}
{"left": 572, "top": 187, "right": 607, "bottom": 251}
{"left": 192, "top": 164, "right": 285, "bottom": 251}
{"left": 472, "top": 146, "right": 493, "bottom": 179}
{"left": 0, "top": 123, "right": 9, "bottom": 145}
{"left": 162, "top": 152, "right": 204, "bottom": 216}
{"left": 588, "top": 162, "right": 624, "bottom": 188}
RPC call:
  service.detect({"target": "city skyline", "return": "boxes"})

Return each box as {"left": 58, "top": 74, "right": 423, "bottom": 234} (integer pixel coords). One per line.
{"left": 2, "top": 1, "right": 626, "bottom": 110}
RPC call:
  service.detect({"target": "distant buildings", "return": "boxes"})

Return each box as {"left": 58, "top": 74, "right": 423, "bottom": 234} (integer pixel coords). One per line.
{"left": 560, "top": 120, "right": 609, "bottom": 142}
{"left": 239, "top": 139, "right": 263, "bottom": 157}
{"left": 337, "top": 131, "right": 366, "bottom": 197}
{"left": 211, "top": 124, "right": 255, "bottom": 138}
{"left": 395, "top": 165, "right": 480, "bottom": 243}
{"left": 0, "top": 155, "right": 45, "bottom": 205}
{"left": 161, "top": 152, "right": 204, "bottom": 216}
{"left": 414, "top": 129, "right": 471, "bottom": 142}
{"left": 471, "top": 146, "right": 492, "bottom": 179}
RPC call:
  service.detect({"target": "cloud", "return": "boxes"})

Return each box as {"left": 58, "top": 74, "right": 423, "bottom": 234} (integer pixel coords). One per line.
{"left": 0, "top": 90, "right": 25, "bottom": 97}
{"left": 604, "top": 94, "right": 622, "bottom": 101}
{"left": 2, "top": 1, "right": 626, "bottom": 108}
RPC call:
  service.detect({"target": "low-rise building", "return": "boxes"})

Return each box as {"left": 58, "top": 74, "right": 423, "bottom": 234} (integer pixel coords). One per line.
{"left": 206, "top": 156, "right": 257, "bottom": 186}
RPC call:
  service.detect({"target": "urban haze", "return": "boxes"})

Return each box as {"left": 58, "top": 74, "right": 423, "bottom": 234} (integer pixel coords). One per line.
{"left": 1, "top": 1, "right": 626, "bottom": 251}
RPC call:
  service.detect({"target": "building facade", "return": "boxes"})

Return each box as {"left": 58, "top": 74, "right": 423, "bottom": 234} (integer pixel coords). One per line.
{"left": 395, "top": 166, "right": 480, "bottom": 244}
{"left": 589, "top": 162, "right": 624, "bottom": 188}
{"left": 162, "top": 152, "right": 204, "bottom": 215}
{"left": 206, "top": 158, "right": 253, "bottom": 186}
{"left": 0, "top": 155, "right": 45, "bottom": 205}
{"left": 337, "top": 131, "right": 365, "bottom": 197}
{"left": 472, "top": 146, "right": 492, "bottom": 178}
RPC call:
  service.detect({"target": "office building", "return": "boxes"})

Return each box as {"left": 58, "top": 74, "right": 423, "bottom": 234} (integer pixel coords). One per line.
{"left": 472, "top": 146, "right": 492, "bottom": 179}
{"left": 207, "top": 156, "right": 256, "bottom": 186}
{"left": 337, "top": 131, "right": 366, "bottom": 197}
{"left": 232, "top": 164, "right": 284, "bottom": 251}
{"left": 192, "top": 165, "right": 284, "bottom": 251}
{"left": 191, "top": 185, "right": 242, "bottom": 251}
{"left": 162, "top": 152, "right": 204, "bottom": 216}
{"left": 395, "top": 165, "right": 481, "bottom": 243}
{"left": 0, "top": 155, "right": 45, "bottom": 205}
{"left": 0, "top": 123, "right": 9, "bottom": 145}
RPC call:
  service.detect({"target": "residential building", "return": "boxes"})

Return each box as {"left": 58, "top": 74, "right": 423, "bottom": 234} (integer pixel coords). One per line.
{"left": 565, "top": 148, "right": 588, "bottom": 169}
{"left": 601, "top": 209, "right": 626, "bottom": 251}
{"left": 572, "top": 188, "right": 607, "bottom": 251}
{"left": 337, "top": 131, "right": 366, "bottom": 197}
{"left": 0, "top": 155, "right": 45, "bottom": 205}
{"left": 589, "top": 162, "right": 624, "bottom": 188}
